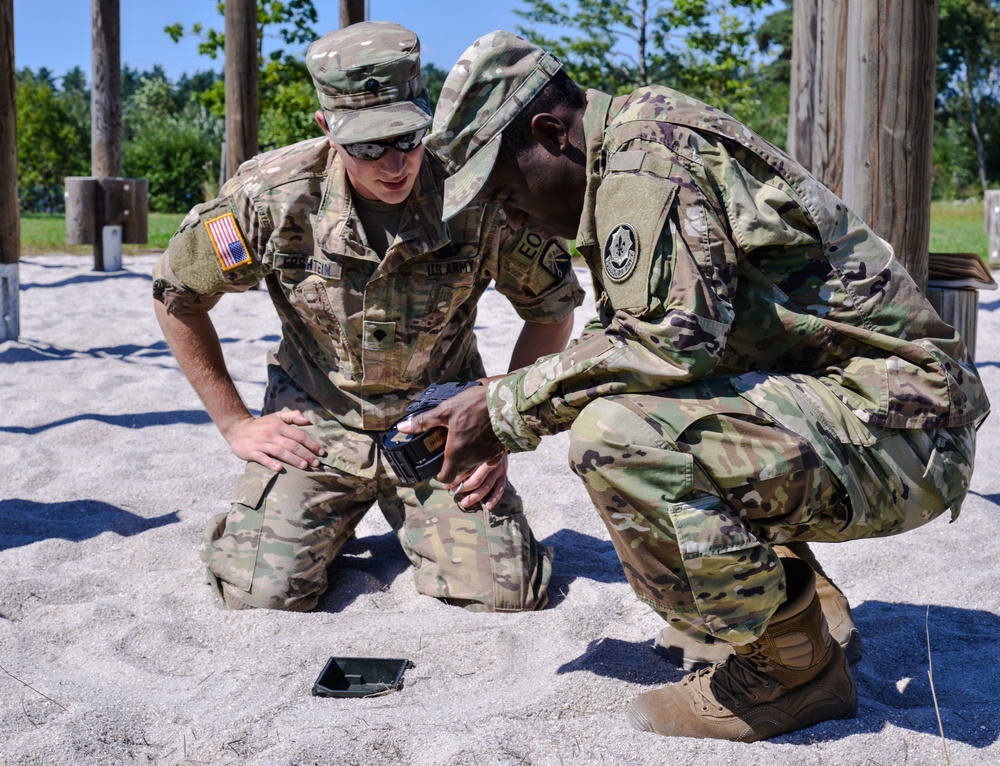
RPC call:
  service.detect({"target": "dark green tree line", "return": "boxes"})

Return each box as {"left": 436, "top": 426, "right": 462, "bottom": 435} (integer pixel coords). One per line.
{"left": 13, "top": 0, "right": 1000, "bottom": 214}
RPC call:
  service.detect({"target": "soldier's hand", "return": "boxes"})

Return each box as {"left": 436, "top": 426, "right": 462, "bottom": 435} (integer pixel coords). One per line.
{"left": 225, "top": 410, "right": 326, "bottom": 472}
{"left": 450, "top": 452, "right": 508, "bottom": 511}
{"left": 397, "top": 383, "right": 504, "bottom": 484}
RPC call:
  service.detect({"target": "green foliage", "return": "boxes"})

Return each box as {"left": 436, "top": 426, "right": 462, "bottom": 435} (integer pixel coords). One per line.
{"left": 422, "top": 63, "right": 449, "bottom": 112}
{"left": 935, "top": 0, "right": 1000, "bottom": 197}
{"left": 121, "top": 78, "right": 224, "bottom": 212}
{"left": 514, "top": 0, "right": 783, "bottom": 138}
{"left": 165, "top": 0, "right": 318, "bottom": 59}
{"left": 15, "top": 68, "right": 90, "bottom": 212}
{"left": 167, "top": 0, "right": 322, "bottom": 149}
{"left": 745, "top": 0, "right": 791, "bottom": 149}
{"left": 259, "top": 67, "right": 321, "bottom": 150}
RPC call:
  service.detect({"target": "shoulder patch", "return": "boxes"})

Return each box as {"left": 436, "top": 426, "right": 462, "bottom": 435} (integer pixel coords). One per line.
{"left": 542, "top": 241, "right": 571, "bottom": 280}
{"left": 510, "top": 228, "right": 546, "bottom": 267}
{"left": 604, "top": 224, "right": 638, "bottom": 282}
{"left": 205, "top": 213, "right": 252, "bottom": 271}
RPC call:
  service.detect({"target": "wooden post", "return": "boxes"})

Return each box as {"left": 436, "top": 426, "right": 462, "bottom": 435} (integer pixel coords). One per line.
{"left": 0, "top": 0, "right": 19, "bottom": 341}
{"left": 842, "top": 0, "right": 938, "bottom": 292}
{"left": 65, "top": 177, "right": 148, "bottom": 247}
{"left": 89, "top": 0, "right": 121, "bottom": 271}
{"left": 223, "top": 0, "right": 258, "bottom": 183}
{"left": 91, "top": 0, "right": 121, "bottom": 179}
{"left": 985, "top": 189, "right": 1000, "bottom": 264}
{"left": 788, "top": 0, "right": 847, "bottom": 196}
{"left": 340, "top": 0, "right": 365, "bottom": 27}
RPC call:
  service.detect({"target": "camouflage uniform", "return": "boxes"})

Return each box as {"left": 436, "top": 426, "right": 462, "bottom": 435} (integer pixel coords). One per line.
{"left": 428, "top": 33, "right": 990, "bottom": 643}
{"left": 152, "top": 23, "right": 583, "bottom": 612}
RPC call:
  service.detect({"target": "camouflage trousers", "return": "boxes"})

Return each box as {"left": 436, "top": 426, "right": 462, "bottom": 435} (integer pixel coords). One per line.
{"left": 201, "top": 372, "right": 551, "bottom": 613}
{"left": 568, "top": 372, "right": 976, "bottom": 645}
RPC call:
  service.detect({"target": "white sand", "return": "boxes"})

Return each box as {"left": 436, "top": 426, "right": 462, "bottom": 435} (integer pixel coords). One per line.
{"left": 2, "top": 253, "right": 999, "bottom": 765}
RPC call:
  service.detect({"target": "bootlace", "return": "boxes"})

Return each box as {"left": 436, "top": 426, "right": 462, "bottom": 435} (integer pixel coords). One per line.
{"left": 687, "top": 643, "right": 775, "bottom": 712}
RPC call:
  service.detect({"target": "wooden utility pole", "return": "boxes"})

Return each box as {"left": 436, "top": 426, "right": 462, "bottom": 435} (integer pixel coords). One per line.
{"left": 224, "top": 0, "right": 258, "bottom": 182}
{"left": 340, "top": 0, "right": 365, "bottom": 27}
{"left": 842, "top": 0, "right": 938, "bottom": 291}
{"left": 788, "top": 0, "right": 847, "bottom": 196}
{"left": 91, "top": 0, "right": 121, "bottom": 178}
{"left": 0, "top": 0, "right": 19, "bottom": 341}
{"left": 65, "top": 0, "right": 147, "bottom": 271}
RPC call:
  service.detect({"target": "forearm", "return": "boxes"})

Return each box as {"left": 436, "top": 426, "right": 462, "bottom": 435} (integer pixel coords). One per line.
{"left": 153, "top": 299, "right": 253, "bottom": 439}
{"left": 507, "top": 314, "right": 575, "bottom": 372}
{"left": 489, "top": 310, "right": 728, "bottom": 452}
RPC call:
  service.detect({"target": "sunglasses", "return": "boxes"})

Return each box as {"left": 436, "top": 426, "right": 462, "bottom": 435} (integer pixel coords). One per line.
{"left": 341, "top": 128, "right": 428, "bottom": 161}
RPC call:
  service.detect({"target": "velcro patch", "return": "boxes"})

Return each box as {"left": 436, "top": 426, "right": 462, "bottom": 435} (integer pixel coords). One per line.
{"left": 607, "top": 150, "right": 646, "bottom": 172}
{"left": 596, "top": 174, "right": 677, "bottom": 309}
{"left": 205, "top": 213, "right": 252, "bottom": 271}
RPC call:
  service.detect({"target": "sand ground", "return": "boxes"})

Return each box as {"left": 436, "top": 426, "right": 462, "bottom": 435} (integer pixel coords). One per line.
{"left": 2, "top": 253, "right": 998, "bottom": 765}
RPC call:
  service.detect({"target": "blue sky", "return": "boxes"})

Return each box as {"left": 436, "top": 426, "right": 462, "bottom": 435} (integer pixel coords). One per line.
{"left": 12, "top": 1, "right": 532, "bottom": 81}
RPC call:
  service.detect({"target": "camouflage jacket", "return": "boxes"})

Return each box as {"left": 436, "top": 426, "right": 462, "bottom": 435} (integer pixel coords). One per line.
{"left": 488, "top": 88, "right": 990, "bottom": 452}
{"left": 153, "top": 137, "right": 583, "bottom": 431}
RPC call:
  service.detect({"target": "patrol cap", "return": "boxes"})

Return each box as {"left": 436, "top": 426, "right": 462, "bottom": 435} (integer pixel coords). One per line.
{"left": 425, "top": 30, "right": 562, "bottom": 220}
{"left": 306, "top": 21, "right": 432, "bottom": 144}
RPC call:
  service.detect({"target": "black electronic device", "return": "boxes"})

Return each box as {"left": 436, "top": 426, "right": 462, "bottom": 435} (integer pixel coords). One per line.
{"left": 380, "top": 381, "right": 481, "bottom": 485}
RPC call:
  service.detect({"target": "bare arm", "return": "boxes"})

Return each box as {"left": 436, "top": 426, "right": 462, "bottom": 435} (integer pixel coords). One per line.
{"left": 450, "top": 313, "right": 574, "bottom": 510}
{"left": 153, "top": 299, "right": 325, "bottom": 471}
{"left": 508, "top": 313, "right": 574, "bottom": 372}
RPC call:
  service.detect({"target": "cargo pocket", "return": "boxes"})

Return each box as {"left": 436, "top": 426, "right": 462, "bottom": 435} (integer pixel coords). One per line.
{"left": 922, "top": 425, "right": 976, "bottom": 520}
{"left": 660, "top": 494, "right": 777, "bottom": 642}
{"left": 202, "top": 462, "right": 279, "bottom": 591}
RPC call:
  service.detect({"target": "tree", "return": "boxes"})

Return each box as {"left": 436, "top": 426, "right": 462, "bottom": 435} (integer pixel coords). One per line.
{"left": 15, "top": 68, "right": 90, "bottom": 212}
{"left": 514, "top": 0, "right": 773, "bottom": 126}
{"left": 937, "top": 0, "right": 1000, "bottom": 195}
{"left": 749, "top": 0, "right": 792, "bottom": 148}
{"left": 121, "top": 77, "right": 224, "bottom": 212}
{"left": 166, "top": 0, "right": 322, "bottom": 148}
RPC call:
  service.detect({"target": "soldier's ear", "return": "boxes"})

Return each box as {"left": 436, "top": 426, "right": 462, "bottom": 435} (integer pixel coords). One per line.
{"left": 529, "top": 113, "right": 571, "bottom": 154}
{"left": 315, "top": 111, "right": 335, "bottom": 144}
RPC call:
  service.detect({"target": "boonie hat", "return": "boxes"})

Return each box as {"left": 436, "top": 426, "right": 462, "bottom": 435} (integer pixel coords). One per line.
{"left": 425, "top": 30, "right": 561, "bottom": 220}
{"left": 307, "top": 21, "right": 432, "bottom": 144}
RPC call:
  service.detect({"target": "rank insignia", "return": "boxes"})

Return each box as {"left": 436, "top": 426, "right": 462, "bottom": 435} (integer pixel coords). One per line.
{"left": 205, "top": 213, "right": 252, "bottom": 271}
{"left": 604, "top": 223, "right": 638, "bottom": 282}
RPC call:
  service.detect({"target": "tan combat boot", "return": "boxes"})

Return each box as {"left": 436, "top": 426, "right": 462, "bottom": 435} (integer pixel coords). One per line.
{"left": 628, "top": 558, "right": 857, "bottom": 741}
{"left": 654, "top": 541, "right": 862, "bottom": 670}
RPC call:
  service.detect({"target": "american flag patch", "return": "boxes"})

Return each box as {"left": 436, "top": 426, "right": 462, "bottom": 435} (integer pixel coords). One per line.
{"left": 205, "top": 213, "right": 251, "bottom": 271}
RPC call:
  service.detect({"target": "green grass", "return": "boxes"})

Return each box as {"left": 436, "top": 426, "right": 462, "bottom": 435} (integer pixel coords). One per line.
{"left": 14, "top": 202, "right": 991, "bottom": 261}
{"left": 18, "top": 211, "right": 183, "bottom": 256}
{"left": 929, "top": 200, "right": 989, "bottom": 261}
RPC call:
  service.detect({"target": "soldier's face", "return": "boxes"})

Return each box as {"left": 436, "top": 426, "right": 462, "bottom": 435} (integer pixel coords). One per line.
{"left": 337, "top": 141, "right": 424, "bottom": 205}
{"left": 480, "top": 124, "right": 585, "bottom": 239}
